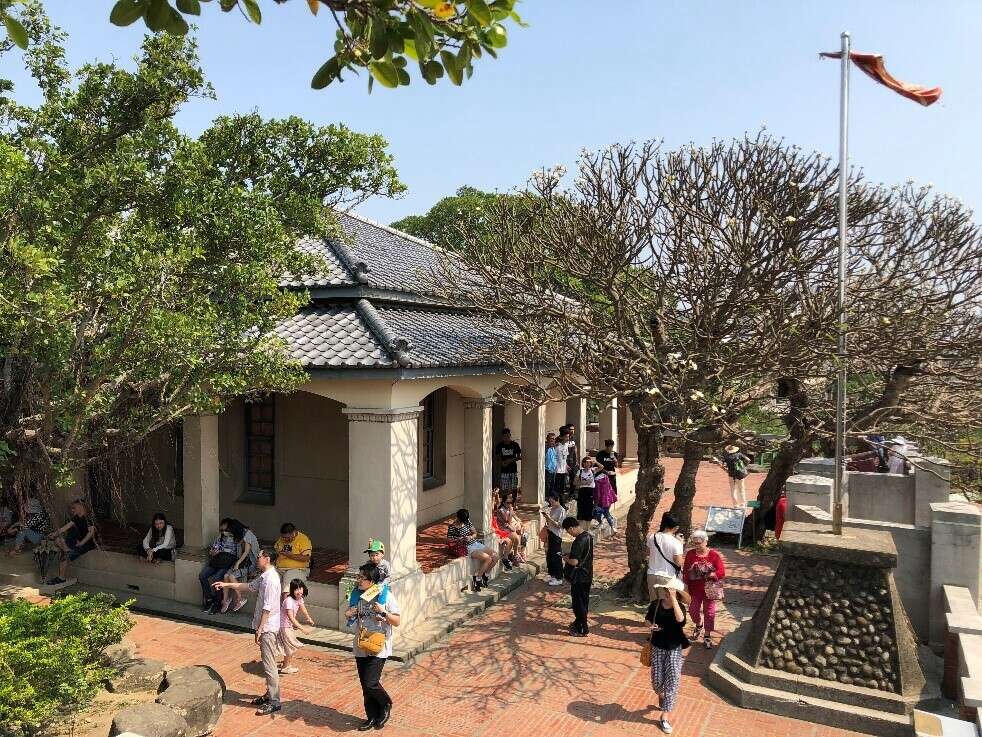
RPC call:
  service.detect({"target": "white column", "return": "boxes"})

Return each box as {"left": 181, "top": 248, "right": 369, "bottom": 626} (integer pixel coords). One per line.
{"left": 344, "top": 406, "right": 421, "bottom": 578}
{"left": 545, "top": 401, "right": 566, "bottom": 436}
{"left": 464, "top": 398, "right": 494, "bottom": 535}
{"left": 566, "top": 397, "right": 587, "bottom": 460}
{"left": 915, "top": 456, "right": 951, "bottom": 528}
{"left": 623, "top": 402, "right": 639, "bottom": 459}
{"left": 503, "top": 402, "right": 524, "bottom": 445}
{"left": 182, "top": 414, "right": 219, "bottom": 548}
{"left": 930, "top": 501, "right": 982, "bottom": 646}
{"left": 521, "top": 405, "right": 546, "bottom": 506}
{"left": 599, "top": 398, "right": 618, "bottom": 451}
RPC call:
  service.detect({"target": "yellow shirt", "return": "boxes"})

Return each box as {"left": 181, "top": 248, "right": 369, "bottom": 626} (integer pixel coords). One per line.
{"left": 274, "top": 531, "right": 312, "bottom": 570}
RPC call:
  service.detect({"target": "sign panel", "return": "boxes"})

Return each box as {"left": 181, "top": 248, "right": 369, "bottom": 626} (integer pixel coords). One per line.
{"left": 705, "top": 505, "right": 747, "bottom": 536}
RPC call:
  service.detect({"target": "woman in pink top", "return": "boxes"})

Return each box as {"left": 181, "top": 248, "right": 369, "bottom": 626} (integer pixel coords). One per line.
{"left": 682, "top": 529, "right": 725, "bottom": 649}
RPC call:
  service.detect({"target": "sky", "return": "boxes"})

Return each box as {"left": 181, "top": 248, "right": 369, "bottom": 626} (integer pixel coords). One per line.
{"left": 3, "top": 1, "right": 980, "bottom": 226}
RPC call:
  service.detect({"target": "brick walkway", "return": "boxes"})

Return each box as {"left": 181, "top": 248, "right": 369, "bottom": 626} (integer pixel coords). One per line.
{"left": 125, "top": 460, "right": 865, "bottom": 737}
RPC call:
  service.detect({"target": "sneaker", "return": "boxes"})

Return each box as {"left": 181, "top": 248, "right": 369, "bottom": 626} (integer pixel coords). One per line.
{"left": 219, "top": 597, "right": 232, "bottom": 614}
{"left": 232, "top": 597, "right": 248, "bottom": 613}
{"left": 502, "top": 558, "right": 513, "bottom": 571}
{"left": 659, "top": 718, "right": 673, "bottom": 734}
{"left": 255, "top": 702, "right": 281, "bottom": 716}
{"left": 481, "top": 574, "right": 490, "bottom": 588}
{"left": 207, "top": 602, "right": 220, "bottom": 615}
{"left": 472, "top": 577, "right": 482, "bottom": 592}
{"left": 692, "top": 625, "right": 704, "bottom": 639}
{"left": 357, "top": 718, "right": 376, "bottom": 731}
{"left": 202, "top": 601, "right": 215, "bottom": 613}
{"left": 704, "top": 636, "right": 713, "bottom": 649}
{"left": 279, "top": 666, "right": 299, "bottom": 674}
{"left": 547, "top": 577, "right": 564, "bottom": 586}
{"left": 250, "top": 695, "right": 269, "bottom": 706}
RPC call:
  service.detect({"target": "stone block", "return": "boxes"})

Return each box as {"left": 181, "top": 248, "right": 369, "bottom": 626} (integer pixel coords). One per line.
{"left": 796, "top": 457, "right": 836, "bottom": 479}
{"left": 779, "top": 521, "right": 898, "bottom": 568}
{"left": 108, "top": 658, "right": 166, "bottom": 694}
{"left": 786, "top": 474, "right": 833, "bottom": 520}
{"left": 156, "top": 680, "right": 223, "bottom": 736}
{"left": 109, "top": 702, "right": 188, "bottom": 737}
{"left": 101, "top": 642, "right": 135, "bottom": 668}
{"left": 163, "top": 666, "right": 226, "bottom": 697}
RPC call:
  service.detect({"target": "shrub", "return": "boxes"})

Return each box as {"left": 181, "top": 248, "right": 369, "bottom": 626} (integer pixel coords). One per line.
{"left": 0, "top": 593, "right": 133, "bottom": 736}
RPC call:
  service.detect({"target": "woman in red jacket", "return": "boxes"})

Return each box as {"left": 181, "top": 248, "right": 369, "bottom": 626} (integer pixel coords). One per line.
{"left": 682, "top": 529, "right": 725, "bottom": 649}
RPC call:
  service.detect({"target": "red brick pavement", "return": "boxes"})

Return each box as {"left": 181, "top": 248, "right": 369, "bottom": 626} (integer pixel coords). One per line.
{"left": 124, "top": 460, "right": 865, "bottom": 737}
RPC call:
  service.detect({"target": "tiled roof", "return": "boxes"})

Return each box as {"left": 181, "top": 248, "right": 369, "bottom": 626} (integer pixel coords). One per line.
{"left": 274, "top": 303, "right": 506, "bottom": 370}
{"left": 375, "top": 305, "right": 505, "bottom": 368}
{"left": 282, "top": 237, "right": 355, "bottom": 288}
{"left": 275, "top": 306, "right": 393, "bottom": 368}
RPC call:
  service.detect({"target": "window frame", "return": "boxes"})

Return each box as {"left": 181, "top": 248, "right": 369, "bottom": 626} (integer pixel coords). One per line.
{"left": 242, "top": 396, "right": 276, "bottom": 505}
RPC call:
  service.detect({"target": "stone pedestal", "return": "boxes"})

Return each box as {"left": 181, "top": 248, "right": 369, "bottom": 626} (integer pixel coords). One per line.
{"left": 786, "top": 474, "right": 834, "bottom": 521}
{"left": 708, "top": 522, "right": 938, "bottom": 736}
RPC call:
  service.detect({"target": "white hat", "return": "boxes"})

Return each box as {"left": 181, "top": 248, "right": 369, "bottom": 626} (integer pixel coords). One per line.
{"left": 724, "top": 444, "right": 740, "bottom": 454}
{"left": 690, "top": 529, "right": 708, "bottom": 541}
{"left": 654, "top": 576, "right": 685, "bottom": 592}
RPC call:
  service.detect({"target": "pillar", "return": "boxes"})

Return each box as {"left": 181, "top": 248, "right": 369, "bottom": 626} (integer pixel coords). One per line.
{"left": 521, "top": 404, "right": 546, "bottom": 506}
{"left": 930, "top": 501, "right": 982, "bottom": 646}
{"left": 545, "top": 401, "right": 566, "bottom": 436}
{"left": 182, "top": 414, "right": 219, "bottom": 548}
{"left": 622, "top": 402, "right": 639, "bottom": 459}
{"left": 344, "top": 406, "right": 421, "bottom": 578}
{"left": 599, "top": 398, "right": 618, "bottom": 451}
{"left": 464, "top": 398, "right": 494, "bottom": 535}
{"left": 503, "top": 402, "right": 524, "bottom": 445}
{"left": 915, "top": 457, "right": 952, "bottom": 529}
{"left": 566, "top": 397, "right": 587, "bottom": 460}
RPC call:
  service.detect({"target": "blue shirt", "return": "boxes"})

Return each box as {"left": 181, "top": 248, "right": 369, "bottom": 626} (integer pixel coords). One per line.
{"left": 545, "top": 446, "right": 559, "bottom": 473}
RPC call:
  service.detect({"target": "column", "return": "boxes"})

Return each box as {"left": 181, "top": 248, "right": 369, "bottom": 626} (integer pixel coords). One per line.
{"left": 566, "top": 397, "right": 587, "bottom": 459}
{"left": 344, "top": 406, "right": 421, "bottom": 578}
{"left": 521, "top": 404, "right": 546, "bottom": 506}
{"left": 930, "top": 501, "right": 982, "bottom": 646}
{"left": 464, "top": 398, "right": 494, "bottom": 535}
{"left": 545, "top": 401, "right": 566, "bottom": 435}
{"left": 599, "top": 398, "right": 618, "bottom": 451}
{"left": 182, "top": 414, "right": 219, "bottom": 548}
{"left": 622, "top": 402, "right": 639, "bottom": 459}
{"left": 503, "top": 402, "right": 524, "bottom": 445}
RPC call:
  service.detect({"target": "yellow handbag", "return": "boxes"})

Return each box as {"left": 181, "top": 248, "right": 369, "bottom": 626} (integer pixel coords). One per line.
{"left": 640, "top": 639, "right": 652, "bottom": 667}
{"left": 357, "top": 626, "right": 386, "bottom": 656}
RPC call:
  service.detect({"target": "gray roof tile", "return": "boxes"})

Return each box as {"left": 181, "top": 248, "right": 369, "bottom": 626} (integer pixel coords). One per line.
{"left": 374, "top": 305, "right": 507, "bottom": 369}
{"left": 275, "top": 306, "right": 393, "bottom": 368}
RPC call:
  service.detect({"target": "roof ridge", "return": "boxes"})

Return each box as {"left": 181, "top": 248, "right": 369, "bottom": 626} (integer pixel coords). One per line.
{"left": 355, "top": 298, "right": 413, "bottom": 368}
{"left": 342, "top": 209, "right": 450, "bottom": 255}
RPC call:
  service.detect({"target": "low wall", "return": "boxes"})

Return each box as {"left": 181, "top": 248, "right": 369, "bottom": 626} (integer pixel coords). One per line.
{"left": 73, "top": 549, "right": 176, "bottom": 600}
{"left": 941, "top": 585, "right": 982, "bottom": 733}
{"left": 849, "top": 471, "right": 916, "bottom": 525}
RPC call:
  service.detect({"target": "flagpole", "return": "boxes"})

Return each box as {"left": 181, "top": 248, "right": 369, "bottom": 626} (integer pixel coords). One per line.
{"left": 833, "top": 31, "right": 850, "bottom": 536}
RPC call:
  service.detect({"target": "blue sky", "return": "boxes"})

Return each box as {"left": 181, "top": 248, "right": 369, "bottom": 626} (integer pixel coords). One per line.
{"left": 4, "top": 1, "right": 979, "bottom": 225}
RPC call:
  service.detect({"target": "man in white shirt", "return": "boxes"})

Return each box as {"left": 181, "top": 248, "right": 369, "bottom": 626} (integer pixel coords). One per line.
{"left": 213, "top": 548, "right": 282, "bottom": 714}
{"left": 646, "top": 512, "right": 684, "bottom": 602}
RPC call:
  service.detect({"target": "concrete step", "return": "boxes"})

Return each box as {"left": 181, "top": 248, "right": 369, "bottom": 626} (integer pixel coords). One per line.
{"left": 708, "top": 660, "right": 912, "bottom": 737}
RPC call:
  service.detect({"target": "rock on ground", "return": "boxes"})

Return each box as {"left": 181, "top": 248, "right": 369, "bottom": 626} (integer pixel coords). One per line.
{"left": 156, "top": 681, "right": 223, "bottom": 737}
{"left": 108, "top": 658, "right": 166, "bottom": 694}
{"left": 109, "top": 702, "right": 188, "bottom": 737}
{"left": 162, "top": 665, "right": 226, "bottom": 697}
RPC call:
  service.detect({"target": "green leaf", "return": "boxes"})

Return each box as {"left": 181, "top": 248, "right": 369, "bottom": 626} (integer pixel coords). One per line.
{"left": 110, "top": 0, "right": 147, "bottom": 27}
{"left": 241, "top": 0, "right": 261, "bottom": 24}
{"left": 176, "top": 0, "right": 201, "bottom": 15}
{"left": 310, "top": 56, "right": 340, "bottom": 89}
{"left": 165, "top": 6, "right": 190, "bottom": 34}
{"left": 403, "top": 38, "right": 418, "bottom": 61}
{"left": 144, "top": 0, "right": 171, "bottom": 31}
{"left": 369, "top": 20, "right": 388, "bottom": 58}
{"left": 440, "top": 49, "right": 462, "bottom": 85}
{"left": 369, "top": 59, "right": 400, "bottom": 88}
{"left": 2, "top": 14, "right": 28, "bottom": 49}
{"left": 420, "top": 59, "right": 443, "bottom": 84}
{"left": 409, "top": 11, "right": 435, "bottom": 58}
{"left": 397, "top": 68, "right": 410, "bottom": 86}
{"left": 466, "top": 0, "right": 492, "bottom": 26}
{"left": 488, "top": 23, "right": 507, "bottom": 48}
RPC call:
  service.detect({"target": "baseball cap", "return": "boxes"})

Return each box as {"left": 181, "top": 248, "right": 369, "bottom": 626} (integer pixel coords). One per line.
{"left": 364, "top": 539, "right": 385, "bottom": 554}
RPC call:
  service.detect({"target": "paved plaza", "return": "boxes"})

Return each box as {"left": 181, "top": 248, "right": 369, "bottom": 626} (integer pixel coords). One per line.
{"left": 124, "top": 460, "right": 866, "bottom": 737}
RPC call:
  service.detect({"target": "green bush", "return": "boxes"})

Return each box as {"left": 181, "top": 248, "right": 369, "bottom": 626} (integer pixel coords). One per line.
{"left": 0, "top": 593, "right": 133, "bottom": 736}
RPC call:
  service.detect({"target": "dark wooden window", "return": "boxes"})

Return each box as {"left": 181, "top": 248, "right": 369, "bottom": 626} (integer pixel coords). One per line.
{"left": 246, "top": 397, "right": 275, "bottom": 499}
{"left": 422, "top": 394, "right": 436, "bottom": 479}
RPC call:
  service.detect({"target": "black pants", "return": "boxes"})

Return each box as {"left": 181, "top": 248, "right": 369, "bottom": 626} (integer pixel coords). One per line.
{"left": 546, "top": 532, "right": 563, "bottom": 580}
{"left": 355, "top": 656, "right": 391, "bottom": 720}
{"left": 571, "top": 578, "right": 592, "bottom": 634}
{"left": 135, "top": 544, "right": 174, "bottom": 561}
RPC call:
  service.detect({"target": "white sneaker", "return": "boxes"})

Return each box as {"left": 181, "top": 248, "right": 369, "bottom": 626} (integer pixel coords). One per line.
{"left": 659, "top": 718, "right": 673, "bottom": 734}
{"left": 547, "top": 577, "right": 564, "bottom": 586}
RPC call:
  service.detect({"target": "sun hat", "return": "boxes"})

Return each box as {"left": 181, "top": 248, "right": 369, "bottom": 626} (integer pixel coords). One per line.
{"left": 724, "top": 444, "right": 740, "bottom": 454}
{"left": 364, "top": 539, "right": 385, "bottom": 554}
{"left": 654, "top": 576, "right": 685, "bottom": 593}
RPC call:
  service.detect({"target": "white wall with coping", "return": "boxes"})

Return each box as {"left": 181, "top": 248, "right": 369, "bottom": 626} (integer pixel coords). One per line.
{"left": 932, "top": 502, "right": 982, "bottom": 647}
{"left": 941, "top": 585, "right": 982, "bottom": 734}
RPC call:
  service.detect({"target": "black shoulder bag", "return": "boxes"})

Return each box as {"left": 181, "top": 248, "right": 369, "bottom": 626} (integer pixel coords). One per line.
{"left": 653, "top": 534, "right": 682, "bottom": 575}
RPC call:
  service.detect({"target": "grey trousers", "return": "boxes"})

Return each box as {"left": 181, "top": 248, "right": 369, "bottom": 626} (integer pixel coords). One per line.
{"left": 258, "top": 631, "right": 281, "bottom": 706}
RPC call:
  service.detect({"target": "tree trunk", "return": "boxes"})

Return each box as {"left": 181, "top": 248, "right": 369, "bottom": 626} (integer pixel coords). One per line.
{"left": 752, "top": 377, "right": 813, "bottom": 540}
{"left": 668, "top": 439, "right": 704, "bottom": 537}
{"left": 616, "top": 416, "right": 664, "bottom": 602}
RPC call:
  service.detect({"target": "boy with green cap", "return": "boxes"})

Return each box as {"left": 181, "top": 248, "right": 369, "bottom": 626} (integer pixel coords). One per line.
{"left": 365, "top": 538, "right": 392, "bottom": 584}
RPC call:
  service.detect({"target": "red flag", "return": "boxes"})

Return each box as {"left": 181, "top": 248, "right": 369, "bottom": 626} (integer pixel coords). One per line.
{"left": 819, "top": 51, "right": 942, "bottom": 106}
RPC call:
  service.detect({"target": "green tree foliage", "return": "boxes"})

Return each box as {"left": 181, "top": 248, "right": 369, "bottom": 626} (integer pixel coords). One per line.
{"left": 391, "top": 185, "right": 507, "bottom": 249}
{"left": 0, "top": 7, "right": 403, "bottom": 503}
{"left": 0, "top": 593, "right": 133, "bottom": 735}
{"left": 2, "top": 0, "right": 527, "bottom": 90}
